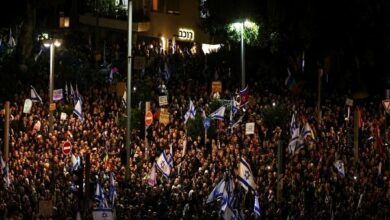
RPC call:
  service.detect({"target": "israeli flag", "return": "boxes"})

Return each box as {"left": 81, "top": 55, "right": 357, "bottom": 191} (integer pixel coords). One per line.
{"left": 290, "top": 113, "right": 298, "bottom": 136}
{"left": 210, "top": 106, "right": 226, "bottom": 120}
{"left": 92, "top": 208, "right": 113, "bottom": 220}
{"left": 30, "top": 86, "right": 42, "bottom": 103}
{"left": 239, "top": 85, "right": 249, "bottom": 107}
{"left": 71, "top": 154, "right": 80, "bottom": 171}
{"left": 302, "top": 122, "right": 315, "bottom": 140}
{"left": 156, "top": 151, "right": 171, "bottom": 177}
{"left": 108, "top": 172, "right": 117, "bottom": 207}
{"left": 223, "top": 205, "right": 243, "bottom": 220}
{"left": 288, "top": 127, "right": 303, "bottom": 154}
{"left": 254, "top": 195, "right": 261, "bottom": 217}
{"left": 334, "top": 160, "right": 345, "bottom": 177}
{"left": 73, "top": 100, "right": 83, "bottom": 121}
{"left": 95, "top": 182, "right": 108, "bottom": 208}
{"left": 206, "top": 178, "right": 230, "bottom": 211}
{"left": 206, "top": 178, "right": 226, "bottom": 204}
{"left": 184, "top": 100, "right": 196, "bottom": 124}
{"left": 232, "top": 97, "right": 238, "bottom": 115}
{"left": 70, "top": 83, "right": 75, "bottom": 102}
{"left": 237, "top": 158, "right": 256, "bottom": 191}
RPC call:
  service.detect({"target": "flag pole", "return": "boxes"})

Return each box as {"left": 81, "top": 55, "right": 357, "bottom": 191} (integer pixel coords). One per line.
{"left": 125, "top": 0, "right": 133, "bottom": 182}
{"left": 353, "top": 106, "right": 359, "bottom": 164}
{"left": 4, "top": 101, "right": 10, "bottom": 161}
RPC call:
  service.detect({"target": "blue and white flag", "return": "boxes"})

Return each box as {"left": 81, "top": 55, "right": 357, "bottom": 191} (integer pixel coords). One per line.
{"left": 70, "top": 83, "right": 75, "bottom": 102}
{"left": 108, "top": 172, "right": 117, "bottom": 207}
{"left": 206, "top": 178, "right": 226, "bottom": 204}
{"left": 156, "top": 151, "right": 171, "bottom": 177}
{"left": 184, "top": 100, "right": 196, "bottom": 124}
{"left": 73, "top": 100, "right": 83, "bottom": 121}
{"left": 206, "top": 177, "right": 230, "bottom": 211}
{"left": 232, "top": 97, "right": 239, "bottom": 115}
{"left": 239, "top": 85, "right": 249, "bottom": 107}
{"left": 30, "top": 86, "right": 42, "bottom": 103}
{"left": 302, "top": 122, "right": 315, "bottom": 140}
{"left": 290, "top": 113, "right": 298, "bottom": 136}
{"left": 288, "top": 128, "right": 303, "bottom": 154}
{"left": 223, "top": 205, "right": 243, "bottom": 220}
{"left": 210, "top": 106, "right": 226, "bottom": 120}
{"left": 254, "top": 195, "right": 261, "bottom": 217}
{"left": 92, "top": 208, "right": 113, "bottom": 220}
{"left": 237, "top": 158, "right": 256, "bottom": 191}
{"left": 334, "top": 160, "right": 345, "bottom": 177}
{"left": 95, "top": 182, "right": 108, "bottom": 208}
{"left": 71, "top": 154, "right": 80, "bottom": 171}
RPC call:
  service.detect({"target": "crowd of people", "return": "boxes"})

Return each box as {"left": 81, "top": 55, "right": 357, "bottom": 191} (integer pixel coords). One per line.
{"left": 0, "top": 40, "right": 389, "bottom": 220}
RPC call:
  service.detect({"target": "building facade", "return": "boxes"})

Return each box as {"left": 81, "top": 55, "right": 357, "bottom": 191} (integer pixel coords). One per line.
{"left": 79, "top": 0, "right": 210, "bottom": 49}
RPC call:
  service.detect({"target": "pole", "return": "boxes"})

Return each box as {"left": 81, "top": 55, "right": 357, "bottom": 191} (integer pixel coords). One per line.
{"left": 4, "top": 101, "right": 10, "bottom": 161}
{"left": 125, "top": 0, "right": 133, "bottom": 181}
{"left": 145, "top": 101, "right": 150, "bottom": 160}
{"left": 83, "top": 153, "right": 91, "bottom": 219}
{"left": 276, "top": 137, "right": 283, "bottom": 203}
{"left": 49, "top": 44, "right": 55, "bottom": 132}
{"left": 241, "top": 22, "right": 245, "bottom": 89}
{"left": 353, "top": 107, "right": 359, "bottom": 164}
{"left": 317, "top": 68, "right": 322, "bottom": 123}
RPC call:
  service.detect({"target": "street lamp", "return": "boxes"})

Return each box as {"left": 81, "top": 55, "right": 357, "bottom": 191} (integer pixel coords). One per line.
{"left": 228, "top": 19, "right": 259, "bottom": 89}
{"left": 43, "top": 39, "right": 62, "bottom": 132}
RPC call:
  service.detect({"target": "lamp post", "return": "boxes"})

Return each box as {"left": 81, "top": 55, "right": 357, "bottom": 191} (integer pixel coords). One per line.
{"left": 43, "top": 39, "right": 62, "bottom": 133}
{"left": 228, "top": 20, "right": 259, "bottom": 89}
{"left": 240, "top": 22, "right": 245, "bottom": 89}
{"left": 125, "top": 0, "right": 133, "bottom": 182}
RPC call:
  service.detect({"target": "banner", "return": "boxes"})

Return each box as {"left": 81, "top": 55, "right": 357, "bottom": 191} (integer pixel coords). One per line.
{"left": 159, "top": 108, "right": 170, "bottom": 125}
{"left": 159, "top": 96, "right": 168, "bottom": 106}
{"left": 60, "top": 112, "right": 67, "bottom": 120}
{"left": 23, "top": 99, "right": 32, "bottom": 114}
{"left": 245, "top": 122, "right": 255, "bottom": 135}
{"left": 92, "top": 208, "right": 113, "bottom": 220}
{"left": 53, "top": 89, "right": 63, "bottom": 101}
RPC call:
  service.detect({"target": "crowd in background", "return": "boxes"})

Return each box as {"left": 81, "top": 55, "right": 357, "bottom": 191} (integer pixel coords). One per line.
{"left": 0, "top": 40, "right": 389, "bottom": 220}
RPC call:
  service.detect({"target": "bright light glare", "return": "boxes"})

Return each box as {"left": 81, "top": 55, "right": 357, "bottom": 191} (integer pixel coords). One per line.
{"left": 54, "top": 40, "right": 61, "bottom": 47}
{"left": 227, "top": 19, "right": 260, "bottom": 44}
{"left": 43, "top": 42, "right": 51, "bottom": 48}
{"left": 230, "top": 22, "right": 243, "bottom": 32}
{"left": 244, "top": 20, "right": 257, "bottom": 28}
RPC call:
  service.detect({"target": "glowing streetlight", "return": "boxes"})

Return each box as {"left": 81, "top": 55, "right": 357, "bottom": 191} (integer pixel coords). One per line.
{"left": 43, "top": 39, "right": 62, "bottom": 132}
{"left": 228, "top": 19, "right": 259, "bottom": 89}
